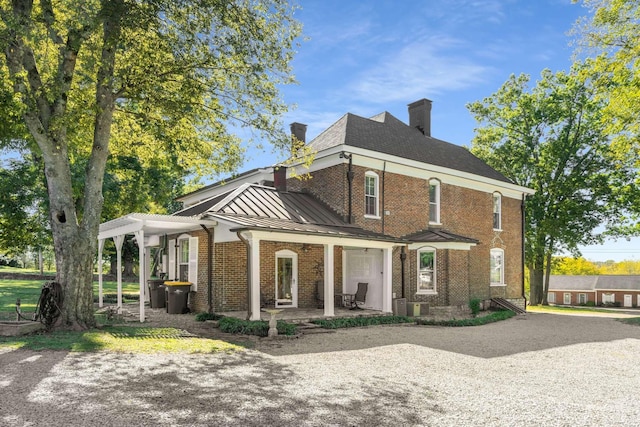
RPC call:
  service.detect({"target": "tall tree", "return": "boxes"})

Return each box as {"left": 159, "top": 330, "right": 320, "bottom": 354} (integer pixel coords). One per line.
{"left": 573, "top": 0, "right": 640, "bottom": 232}
{"left": 468, "top": 68, "right": 636, "bottom": 305}
{"left": 0, "top": 0, "right": 301, "bottom": 329}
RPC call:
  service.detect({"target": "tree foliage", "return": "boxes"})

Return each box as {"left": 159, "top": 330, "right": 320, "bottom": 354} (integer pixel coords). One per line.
{"left": 573, "top": 0, "right": 640, "bottom": 231}
{"left": 468, "top": 67, "right": 636, "bottom": 305}
{"left": 0, "top": 0, "right": 301, "bottom": 328}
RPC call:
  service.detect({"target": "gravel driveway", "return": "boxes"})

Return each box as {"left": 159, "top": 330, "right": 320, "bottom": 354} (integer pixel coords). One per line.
{"left": 1, "top": 312, "right": 639, "bottom": 426}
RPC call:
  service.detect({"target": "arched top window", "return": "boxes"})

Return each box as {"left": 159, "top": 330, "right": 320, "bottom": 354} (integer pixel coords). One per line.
{"left": 364, "top": 171, "right": 379, "bottom": 218}
{"left": 428, "top": 179, "right": 440, "bottom": 224}
{"left": 493, "top": 192, "right": 502, "bottom": 230}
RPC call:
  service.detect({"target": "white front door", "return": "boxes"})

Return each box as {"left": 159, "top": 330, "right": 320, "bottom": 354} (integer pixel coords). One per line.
{"left": 344, "top": 249, "right": 382, "bottom": 310}
{"left": 275, "top": 250, "right": 298, "bottom": 308}
{"left": 624, "top": 294, "right": 632, "bottom": 307}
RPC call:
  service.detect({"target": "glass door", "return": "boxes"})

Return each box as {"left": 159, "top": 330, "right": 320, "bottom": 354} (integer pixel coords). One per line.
{"left": 275, "top": 250, "right": 297, "bottom": 307}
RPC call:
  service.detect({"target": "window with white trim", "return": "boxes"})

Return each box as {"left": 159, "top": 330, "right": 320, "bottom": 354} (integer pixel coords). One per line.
{"left": 490, "top": 248, "right": 504, "bottom": 285}
{"left": 563, "top": 293, "right": 571, "bottom": 305}
{"left": 493, "top": 193, "right": 502, "bottom": 230}
{"left": 417, "top": 248, "right": 436, "bottom": 294}
{"left": 602, "top": 293, "right": 615, "bottom": 305}
{"left": 168, "top": 234, "right": 199, "bottom": 291}
{"left": 364, "top": 171, "right": 379, "bottom": 217}
{"left": 429, "top": 180, "right": 440, "bottom": 224}
{"left": 578, "top": 293, "right": 587, "bottom": 305}
{"left": 547, "top": 292, "right": 555, "bottom": 303}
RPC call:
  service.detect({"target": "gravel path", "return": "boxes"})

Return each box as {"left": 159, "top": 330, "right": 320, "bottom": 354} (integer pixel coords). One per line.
{"left": 1, "top": 312, "right": 640, "bottom": 426}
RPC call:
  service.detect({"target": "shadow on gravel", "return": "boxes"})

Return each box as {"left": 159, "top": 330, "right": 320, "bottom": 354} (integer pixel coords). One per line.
{"left": 253, "top": 313, "right": 640, "bottom": 358}
{"left": 0, "top": 348, "right": 435, "bottom": 426}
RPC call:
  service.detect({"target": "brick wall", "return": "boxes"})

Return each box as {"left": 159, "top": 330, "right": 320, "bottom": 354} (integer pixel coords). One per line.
{"left": 286, "top": 164, "right": 525, "bottom": 307}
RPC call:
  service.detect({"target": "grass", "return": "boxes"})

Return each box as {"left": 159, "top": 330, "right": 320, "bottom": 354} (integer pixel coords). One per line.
{"left": 0, "top": 266, "right": 56, "bottom": 275}
{"left": 527, "top": 304, "right": 630, "bottom": 314}
{"left": 0, "top": 278, "right": 140, "bottom": 319}
{"left": 0, "top": 326, "right": 243, "bottom": 353}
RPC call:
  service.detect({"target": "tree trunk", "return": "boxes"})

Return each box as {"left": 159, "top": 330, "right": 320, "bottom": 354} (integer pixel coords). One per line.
{"left": 529, "top": 253, "right": 545, "bottom": 305}
{"left": 542, "top": 246, "right": 554, "bottom": 306}
{"left": 54, "top": 232, "right": 97, "bottom": 329}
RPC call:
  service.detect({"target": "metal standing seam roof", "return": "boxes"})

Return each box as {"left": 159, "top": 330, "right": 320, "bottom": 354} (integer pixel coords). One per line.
{"left": 402, "top": 228, "right": 479, "bottom": 244}
{"left": 173, "top": 183, "right": 404, "bottom": 243}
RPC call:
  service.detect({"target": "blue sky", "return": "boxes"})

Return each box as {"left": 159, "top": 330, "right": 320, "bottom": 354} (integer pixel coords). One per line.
{"left": 236, "top": 0, "right": 638, "bottom": 262}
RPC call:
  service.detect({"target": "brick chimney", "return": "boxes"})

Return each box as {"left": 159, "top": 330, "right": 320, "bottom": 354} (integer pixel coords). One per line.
{"left": 290, "top": 122, "right": 307, "bottom": 155}
{"left": 274, "top": 165, "right": 287, "bottom": 192}
{"left": 408, "top": 98, "right": 432, "bottom": 136}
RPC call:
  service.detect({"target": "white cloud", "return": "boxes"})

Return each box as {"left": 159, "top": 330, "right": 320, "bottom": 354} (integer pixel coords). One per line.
{"left": 349, "top": 36, "right": 493, "bottom": 104}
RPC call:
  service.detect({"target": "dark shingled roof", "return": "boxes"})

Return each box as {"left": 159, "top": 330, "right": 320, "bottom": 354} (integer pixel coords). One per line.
{"left": 402, "top": 228, "right": 478, "bottom": 244}
{"left": 174, "top": 183, "right": 404, "bottom": 243}
{"left": 309, "top": 112, "right": 512, "bottom": 183}
{"left": 548, "top": 275, "right": 640, "bottom": 291}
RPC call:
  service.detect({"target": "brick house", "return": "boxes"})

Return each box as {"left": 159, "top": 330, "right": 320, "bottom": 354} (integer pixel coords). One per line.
{"left": 99, "top": 98, "right": 534, "bottom": 321}
{"left": 548, "top": 275, "right": 640, "bottom": 307}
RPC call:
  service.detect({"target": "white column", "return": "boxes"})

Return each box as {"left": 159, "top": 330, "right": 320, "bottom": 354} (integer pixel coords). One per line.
{"left": 144, "top": 244, "right": 151, "bottom": 303}
{"left": 114, "top": 235, "right": 125, "bottom": 313}
{"left": 98, "top": 239, "right": 105, "bottom": 308}
{"left": 323, "top": 243, "right": 335, "bottom": 317}
{"left": 249, "top": 236, "right": 261, "bottom": 321}
{"left": 135, "top": 230, "right": 145, "bottom": 323}
{"left": 382, "top": 247, "right": 393, "bottom": 313}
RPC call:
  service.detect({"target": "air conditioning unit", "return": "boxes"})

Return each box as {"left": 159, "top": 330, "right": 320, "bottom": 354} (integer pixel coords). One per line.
{"left": 392, "top": 298, "right": 407, "bottom": 316}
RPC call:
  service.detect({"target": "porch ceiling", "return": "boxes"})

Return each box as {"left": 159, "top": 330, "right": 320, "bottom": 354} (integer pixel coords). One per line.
{"left": 98, "top": 213, "right": 217, "bottom": 240}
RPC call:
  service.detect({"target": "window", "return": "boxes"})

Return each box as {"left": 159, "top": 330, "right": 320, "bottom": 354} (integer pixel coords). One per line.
{"left": 602, "top": 293, "right": 615, "bottom": 305}
{"left": 429, "top": 180, "right": 440, "bottom": 224}
{"left": 547, "top": 292, "right": 555, "bottom": 303}
{"left": 493, "top": 193, "right": 502, "bottom": 230}
{"left": 563, "top": 293, "right": 571, "bottom": 305}
{"left": 178, "top": 238, "right": 190, "bottom": 282}
{"left": 578, "top": 293, "right": 587, "bottom": 305}
{"left": 167, "top": 235, "right": 199, "bottom": 290}
{"left": 417, "top": 248, "right": 436, "bottom": 294}
{"left": 490, "top": 248, "right": 504, "bottom": 285}
{"left": 364, "top": 172, "right": 379, "bottom": 217}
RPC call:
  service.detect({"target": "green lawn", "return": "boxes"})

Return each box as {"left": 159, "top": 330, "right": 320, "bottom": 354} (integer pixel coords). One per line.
{"left": 0, "top": 266, "right": 56, "bottom": 275}
{"left": 0, "top": 326, "right": 243, "bottom": 353}
{"left": 0, "top": 278, "right": 140, "bottom": 317}
{"left": 527, "top": 304, "right": 631, "bottom": 314}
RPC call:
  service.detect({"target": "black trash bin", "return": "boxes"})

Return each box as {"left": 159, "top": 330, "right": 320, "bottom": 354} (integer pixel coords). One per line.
{"left": 147, "top": 279, "right": 166, "bottom": 309}
{"left": 165, "top": 283, "right": 191, "bottom": 314}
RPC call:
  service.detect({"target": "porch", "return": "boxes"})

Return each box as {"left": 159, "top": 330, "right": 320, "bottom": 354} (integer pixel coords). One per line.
{"left": 108, "top": 303, "right": 382, "bottom": 325}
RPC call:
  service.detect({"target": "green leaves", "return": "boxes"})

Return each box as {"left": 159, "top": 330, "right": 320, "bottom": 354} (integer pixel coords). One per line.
{"left": 468, "top": 65, "right": 637, "bottom": 303}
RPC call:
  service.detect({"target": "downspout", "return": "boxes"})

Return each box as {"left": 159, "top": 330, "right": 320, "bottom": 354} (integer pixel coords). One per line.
{"left": 521, "top": 193, "right": 527, "bottom": 309}
{"left": 237, "top": 231, "right": 253, "bottom": 320}
{"left": 340, "top": 152, "right": 354, "bottom": 224}
{"left": 400, "top": 246, "right": 407, "bottom": 299}
{"left": 200, "top": 225, "right": 214, "bottom": 314}
{"left": 381, "top": 161, "right": 386, "bottom": 234}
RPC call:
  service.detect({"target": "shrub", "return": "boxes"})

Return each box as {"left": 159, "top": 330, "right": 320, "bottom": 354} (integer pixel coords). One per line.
{"left": 311, "top": 315, "right": 414, "bottom": 329}
{"left": 195, "top": 312, "right": 224, "bottom": 322}
{"left": 469, "top": 298, "right": 481, "bottom": 317}
{"left": 218, "top": 317, "right": 297, "bottom": 336}
{"left": 416, "top": 309, "right": 515, "bottom": 327}
{"left": 585, "top": 301, "right": 595, "bottom": 307}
